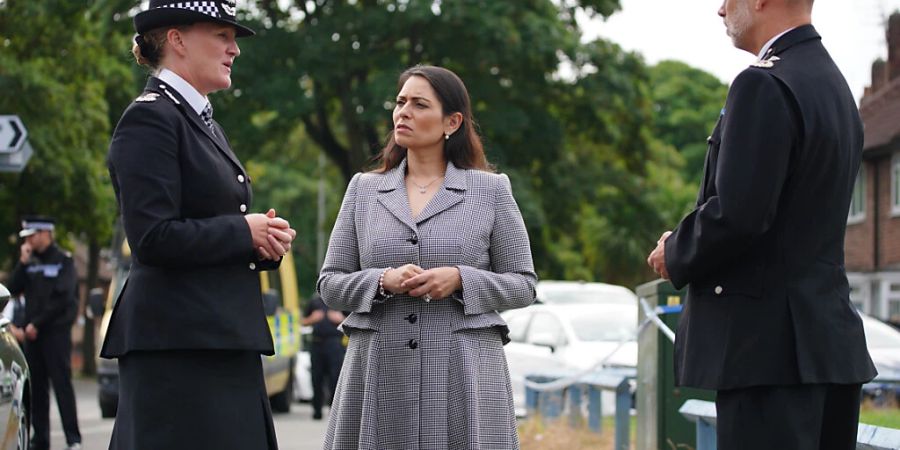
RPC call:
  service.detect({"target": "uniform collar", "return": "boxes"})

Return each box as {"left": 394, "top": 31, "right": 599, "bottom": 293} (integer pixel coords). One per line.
{"left": 757, "top": 27, "right": 794, "bottom": 60}
{"left": 157, "top": 68, "right": 209, "bottom": 116}
{"left": 760, "top": 24, "right": 821, "bottom": 60}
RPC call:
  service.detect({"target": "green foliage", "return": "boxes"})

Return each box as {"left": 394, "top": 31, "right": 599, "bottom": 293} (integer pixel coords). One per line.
{"left": 0, "top": 0, "right": 134, "bottom": 264}
{"left": 244, "top": 128, "right": 345, "bottom": 297}
{"left": 649, "top": 60, "right": 728, "bottom": 183}
{"left": 0, "top": 0, "right": 727, "bottom": 292}
{"left": 209, "top": 0, "right": 721, "bottom": 289}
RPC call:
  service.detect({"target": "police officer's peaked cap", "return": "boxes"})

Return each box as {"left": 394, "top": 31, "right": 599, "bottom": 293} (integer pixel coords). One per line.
{"left": 134, "top": 0, "right": 255, "bottom": 37}
{"left": 19, "top": 216, "right": 55, "bottom": 238}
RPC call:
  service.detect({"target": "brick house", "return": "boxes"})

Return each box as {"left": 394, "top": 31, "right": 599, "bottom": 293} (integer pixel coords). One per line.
{"left": 844, "top": 13, "right": 900, "bottom": 325}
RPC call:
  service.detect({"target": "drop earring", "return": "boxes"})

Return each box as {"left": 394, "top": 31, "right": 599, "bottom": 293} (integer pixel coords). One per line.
{"left": 444, "top": 133, "right": 450, "bottom": 140}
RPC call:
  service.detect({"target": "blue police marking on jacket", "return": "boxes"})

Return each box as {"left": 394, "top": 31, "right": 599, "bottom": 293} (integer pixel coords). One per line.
{"left": 26, "top": 264, "right": 62, "bottom": 277}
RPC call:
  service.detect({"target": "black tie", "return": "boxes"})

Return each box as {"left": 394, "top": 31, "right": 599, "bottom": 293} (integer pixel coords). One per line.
{"left": 200, "top": 103, "right": 214, "bottom": 132}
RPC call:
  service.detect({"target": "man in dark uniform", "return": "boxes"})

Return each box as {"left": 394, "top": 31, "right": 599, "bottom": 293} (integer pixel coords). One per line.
{"left": 302, "top": 293, "right": 345, "bottom": 420}
{"left": 647, "top": 0, "right": 877, "bottom": 448}
{"left": 7, "top": 217, "right": 81, "bottom": 450}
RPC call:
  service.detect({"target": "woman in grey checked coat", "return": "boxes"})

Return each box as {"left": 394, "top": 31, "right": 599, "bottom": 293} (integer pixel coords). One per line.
{"left": 317, "top": 65, "right": 537, "bottom": 450}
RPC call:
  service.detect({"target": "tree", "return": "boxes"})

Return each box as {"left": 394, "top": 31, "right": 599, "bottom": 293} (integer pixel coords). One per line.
{"left": 649, "top": 60, "right": 729, "bottom": 183}
{"left": 0, "top": 0, "right": 136, "bottom": 374}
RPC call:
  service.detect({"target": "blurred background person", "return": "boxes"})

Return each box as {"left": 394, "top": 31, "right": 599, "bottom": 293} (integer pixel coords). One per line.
{"left": 7, "top": 216, "right": 81, "bottom": 450}
{"left": 301, "top": 293, "right": 345, "bottom": 420}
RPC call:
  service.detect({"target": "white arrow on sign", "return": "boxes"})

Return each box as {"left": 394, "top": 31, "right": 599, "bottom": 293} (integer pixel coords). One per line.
{"left": 0, "top": 115, "right": 27, "bottom": 154}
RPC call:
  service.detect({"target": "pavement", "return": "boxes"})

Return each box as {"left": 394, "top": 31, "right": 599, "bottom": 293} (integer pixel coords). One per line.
{"left": 49, "top": 376, "right": 329, "bottom": 450}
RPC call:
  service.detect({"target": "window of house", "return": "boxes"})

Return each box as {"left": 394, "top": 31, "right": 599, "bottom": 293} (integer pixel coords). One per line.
{"left": 892, "top": 154, "right": 900, "bottom": 216}
{"left": 848, "top": 165, "right": 866, "bottom": 224}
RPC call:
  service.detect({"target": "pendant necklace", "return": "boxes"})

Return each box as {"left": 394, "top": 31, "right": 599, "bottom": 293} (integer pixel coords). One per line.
{"left": 410, "top": 176, "right": 443, "bottom": 194}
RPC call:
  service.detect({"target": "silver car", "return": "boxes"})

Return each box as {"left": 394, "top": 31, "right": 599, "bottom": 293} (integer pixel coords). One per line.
{"left": 0, "top": 283, "right": 29, "bottom": 450}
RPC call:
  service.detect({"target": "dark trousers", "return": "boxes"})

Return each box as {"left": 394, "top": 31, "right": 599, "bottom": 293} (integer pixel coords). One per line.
{"left": 24, "top": 327, "right": 81, "bottom": 449}
{"left": 716, "top": 383, "right": 862, "bottom": 450}
{"left": 310, "top": 337, "right": 345, "bottom": 415}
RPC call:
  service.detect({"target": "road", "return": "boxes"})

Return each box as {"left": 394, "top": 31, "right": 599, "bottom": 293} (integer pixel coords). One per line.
{"left": 49, "top": 377, "right": 328, "bottom": 450}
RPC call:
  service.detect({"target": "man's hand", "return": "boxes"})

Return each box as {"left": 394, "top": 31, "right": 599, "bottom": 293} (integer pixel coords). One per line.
{"left": 326, "top": 310, "right": 344, "bottom": 324}
{"left": 647, "top": 231, "right": 672, "bottom": 280}
{"left": 19, "top": 242, "right": 32, "bottom": 264}
{"left": 302, "top": 309, "right": 325, "bottom": 326}
{"left": 25, "top": 323, "right": 38, "bottom": 341}
{"left": 9, "top": 325, "right": 24, "bottom": 343}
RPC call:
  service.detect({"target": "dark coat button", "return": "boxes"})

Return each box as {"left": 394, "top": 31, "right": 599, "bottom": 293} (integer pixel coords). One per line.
{"left": 405, "top": 313, "right": 418, "bottom": 324}
{"left": 406, "top": 235, "right": 418, "bottom": 245}
{"left": 408, "top": 339, "right": 418, "bottom": 349}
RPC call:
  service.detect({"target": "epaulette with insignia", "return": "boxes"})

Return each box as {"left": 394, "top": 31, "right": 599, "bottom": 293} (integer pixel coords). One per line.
{"left": 135, "top": 92, "right": 160, "bottom": 103}
{"left": 751, "top": 56, "right": 780, "bottom": 69}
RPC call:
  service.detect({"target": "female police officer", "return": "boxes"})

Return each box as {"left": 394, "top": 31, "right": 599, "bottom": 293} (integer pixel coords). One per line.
{"left": 103, "top": 1, "right": 295, "bottom": 448}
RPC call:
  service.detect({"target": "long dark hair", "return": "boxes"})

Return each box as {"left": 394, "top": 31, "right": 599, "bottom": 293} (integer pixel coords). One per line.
{"left": 372, "top": 65, "right": 493, "bottom": 173}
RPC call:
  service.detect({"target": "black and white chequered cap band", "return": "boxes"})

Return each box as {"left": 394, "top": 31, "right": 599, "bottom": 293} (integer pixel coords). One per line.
{"left": 153, "top": 1, "right": 234, "bottom": 20}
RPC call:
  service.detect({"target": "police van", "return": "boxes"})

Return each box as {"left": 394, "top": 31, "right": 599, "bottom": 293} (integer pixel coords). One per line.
{"left": 93, "top": 224, "right": 303, "bottom": 417}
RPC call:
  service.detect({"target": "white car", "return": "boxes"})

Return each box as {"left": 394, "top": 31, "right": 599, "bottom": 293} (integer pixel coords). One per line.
{"left": 860, "top": 313, "right": 900, "bottom": 402}
{"left": 502, "top": 301, "right": 638, "bottom": 417}
{"left": 536, "top": 280, "right": 637, "bottom": 305}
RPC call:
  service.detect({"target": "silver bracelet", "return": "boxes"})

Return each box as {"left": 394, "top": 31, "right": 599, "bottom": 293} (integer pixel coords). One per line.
{"left": 378, "top": 267, "right": 394, "bottom": 298}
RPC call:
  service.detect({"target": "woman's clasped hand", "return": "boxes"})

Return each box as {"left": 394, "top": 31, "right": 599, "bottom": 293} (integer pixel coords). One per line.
{"left": 246, "top": 208, "right": 297, "bottom": 260}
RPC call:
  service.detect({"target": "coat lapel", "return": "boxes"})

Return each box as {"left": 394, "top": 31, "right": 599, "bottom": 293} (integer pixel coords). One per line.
{"left": 376, "top": 159, "right": 418, "bottom": 232}
{"left": 413, "top": 161, "right": 466, "bottom": 224}
{"left": 146, "top": 77, "right": 247, "bottom": 175}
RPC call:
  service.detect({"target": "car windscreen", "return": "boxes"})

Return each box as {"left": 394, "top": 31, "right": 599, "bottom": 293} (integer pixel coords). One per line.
{"left": 561, "top": 307, "right": 636, "bottom": 342}
{"left": 539, "top": 288, "right": 635, "bottom": 305}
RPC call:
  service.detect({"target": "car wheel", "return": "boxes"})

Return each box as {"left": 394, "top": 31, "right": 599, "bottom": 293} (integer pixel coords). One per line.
{"left": 269, "top": 368, "right": 294, "bottom": 414}
{"left": 16, "top": 386, "right": 28, "bottom": 450}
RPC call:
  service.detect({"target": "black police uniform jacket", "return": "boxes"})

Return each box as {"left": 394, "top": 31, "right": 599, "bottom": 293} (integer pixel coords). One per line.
{"left": 7, "top": 243, "right": 77, "bottom": 331}
{"left": 664, "top": 25, "right": 877, "bottom": 390}
{"left": 102, "top": 77, "right": 275, "bottom": 358}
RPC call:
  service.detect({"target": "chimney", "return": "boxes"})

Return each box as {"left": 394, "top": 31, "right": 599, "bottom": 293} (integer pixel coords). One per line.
{"left": 887, "top": 13, "right": 900, "bottom": 80}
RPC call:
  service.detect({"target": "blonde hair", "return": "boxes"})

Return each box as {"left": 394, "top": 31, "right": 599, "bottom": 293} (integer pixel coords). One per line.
{"left": 132, "top": 25, "right": 190, "bottom": 69}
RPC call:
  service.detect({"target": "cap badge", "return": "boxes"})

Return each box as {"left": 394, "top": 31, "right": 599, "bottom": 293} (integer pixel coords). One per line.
{"left": 221, "top": 1, "right": 236, "bottom": 16}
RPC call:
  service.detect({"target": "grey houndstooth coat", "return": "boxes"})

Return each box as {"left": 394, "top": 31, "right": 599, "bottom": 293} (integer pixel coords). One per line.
{"left": 317, "top": 158, "right": 537, "bottom": 450}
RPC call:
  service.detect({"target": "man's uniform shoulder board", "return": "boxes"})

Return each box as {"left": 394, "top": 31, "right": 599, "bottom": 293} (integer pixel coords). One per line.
{"left": 751, "top": 56, "right": 781, "bottom": 69}
{"left": 135, "top": 92, "right": 160, "bottom": 103}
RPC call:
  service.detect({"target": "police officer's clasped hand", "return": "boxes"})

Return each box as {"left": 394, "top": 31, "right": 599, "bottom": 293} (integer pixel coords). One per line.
{"left": 9, "top": 325, "right": 24, "bottom": 343}
{"left": 646, "top": 231, "right": 672, "bottom": 280}
{"left": 307, "top": 309, "right": 325, "bottom": 323}
{"left": 25, "top": 323, "right": 38, "bottom": 341}
{"left": 246, "top": 209, "right": 296, "bottom": 260}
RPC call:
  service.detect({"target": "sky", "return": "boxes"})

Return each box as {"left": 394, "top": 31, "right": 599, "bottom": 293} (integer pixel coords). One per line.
{"left": 580, "top": 0, "right": 899, "bottom": 102}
